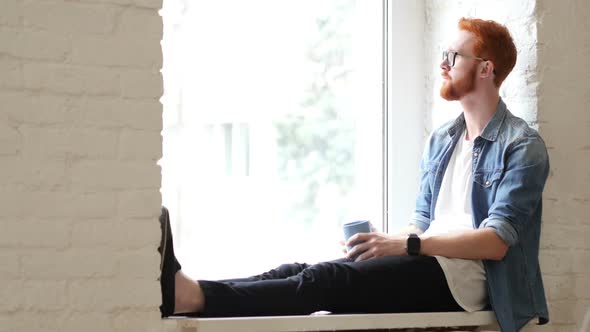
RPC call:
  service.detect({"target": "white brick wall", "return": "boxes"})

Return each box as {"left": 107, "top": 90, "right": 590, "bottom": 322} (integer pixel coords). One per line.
{"left": 535, "top": 0, "right": 590, "bottom": 331}
{"left": 425, "top": 1, "right": 590, "bottom": 331}
{"left": 0, "top": 0, "right": 165, "bottom": 331}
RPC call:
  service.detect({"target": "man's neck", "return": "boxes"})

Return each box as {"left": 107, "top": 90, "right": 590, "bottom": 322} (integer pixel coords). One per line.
{"left": 459, "top": 90, "right": 500, "bottom": 141}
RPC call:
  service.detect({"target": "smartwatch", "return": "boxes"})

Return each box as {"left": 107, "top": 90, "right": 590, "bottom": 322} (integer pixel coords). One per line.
{"left": 406, "top": 233, "right": 421, "bottom": 256}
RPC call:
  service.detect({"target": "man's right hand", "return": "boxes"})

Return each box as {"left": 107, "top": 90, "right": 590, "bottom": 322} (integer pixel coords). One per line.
{"left": 339, "top": 223, "right": 423, "bottom": 258}
{"left": 339, "top": 239, "right": 348, "bottom": 256}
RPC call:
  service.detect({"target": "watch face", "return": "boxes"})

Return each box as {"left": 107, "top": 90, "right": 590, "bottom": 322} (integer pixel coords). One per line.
{"left": 407, "top": 234, "right": 420, "bottom": 255}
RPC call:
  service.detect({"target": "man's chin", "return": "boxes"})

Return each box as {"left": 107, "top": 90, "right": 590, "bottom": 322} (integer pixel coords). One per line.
{"left": 440, "top": 86, "right": 458, "bottom": 101}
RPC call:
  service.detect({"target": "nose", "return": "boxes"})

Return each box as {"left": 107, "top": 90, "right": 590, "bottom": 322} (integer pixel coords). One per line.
{"left": 440, "top": 59, "right": 450, "bottom": 71}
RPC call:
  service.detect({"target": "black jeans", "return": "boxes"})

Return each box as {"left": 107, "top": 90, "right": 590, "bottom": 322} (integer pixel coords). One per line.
{"left": 197, "top": 255, "right": 463, "bottom": 317}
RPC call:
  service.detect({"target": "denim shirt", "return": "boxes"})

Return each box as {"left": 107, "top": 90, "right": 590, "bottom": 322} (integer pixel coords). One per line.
{"left": 411, "top": 98, "right": 550, "bottom": 332}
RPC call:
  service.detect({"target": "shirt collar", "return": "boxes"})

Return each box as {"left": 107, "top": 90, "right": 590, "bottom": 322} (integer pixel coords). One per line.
{"left": 447, "top": 98, "right": 508, "bottom": 142}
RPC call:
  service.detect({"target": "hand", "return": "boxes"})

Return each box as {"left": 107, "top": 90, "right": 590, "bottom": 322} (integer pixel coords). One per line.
{"left": 346, "top": 233, "right": 407, "bottom": 262}
{"left": 339, "top": 239, "right": 348, "bottom": 256}
{"left": 340, "top": 223, "right": 378, "bottom": 257}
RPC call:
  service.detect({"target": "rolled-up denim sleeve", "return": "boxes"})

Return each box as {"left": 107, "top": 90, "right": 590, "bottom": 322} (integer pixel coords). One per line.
{"left": 478, "top": 135, "right": 550, "bottom": 246}
{"left": 411, "top": 211, "right": 431, "bottom": 232}
{"left": 479, "top": 216, "right": 519, "bottom": 246}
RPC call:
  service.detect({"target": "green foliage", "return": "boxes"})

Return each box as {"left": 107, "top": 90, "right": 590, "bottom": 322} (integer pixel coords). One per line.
{"left": 274, "top": 1, "right": 356, "bottom": 227}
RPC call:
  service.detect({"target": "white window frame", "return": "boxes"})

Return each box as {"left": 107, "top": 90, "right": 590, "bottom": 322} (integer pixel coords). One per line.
{"left": 384, "top": 0, "right": 427, "bottom": 232}
{"left": 160, "top": 0, "right": 429, "bottom": 269}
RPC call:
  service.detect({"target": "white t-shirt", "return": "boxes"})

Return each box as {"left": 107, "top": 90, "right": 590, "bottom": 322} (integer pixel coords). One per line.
{"left": 421, "top": 130, "right": 488, "bottom": 312}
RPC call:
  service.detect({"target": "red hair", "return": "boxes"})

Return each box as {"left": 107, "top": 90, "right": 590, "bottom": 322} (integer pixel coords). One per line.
{"left": 458, "top": 18, "right": 517, "bottom": 87}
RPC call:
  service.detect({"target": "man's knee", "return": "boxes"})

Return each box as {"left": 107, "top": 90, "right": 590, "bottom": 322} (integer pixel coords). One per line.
{"left": 298, "top": 261, "right": 355, "bottom": 286}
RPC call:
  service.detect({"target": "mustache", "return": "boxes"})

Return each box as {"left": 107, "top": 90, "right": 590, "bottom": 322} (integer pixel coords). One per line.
{"left": 441, "top": 72, "right": 451, "bottom": 80}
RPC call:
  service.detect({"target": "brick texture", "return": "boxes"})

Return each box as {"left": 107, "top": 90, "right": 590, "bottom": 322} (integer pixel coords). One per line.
{"left": 0, "top": 0, "right": 163, "bottom": 331}
{"left": 536, "top": 1, "right": 590, "bottom": 331}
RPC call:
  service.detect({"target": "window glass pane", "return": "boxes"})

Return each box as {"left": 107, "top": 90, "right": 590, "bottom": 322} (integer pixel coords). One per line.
{"left": 161, "top": 0, "right": 384, "bottom": 280}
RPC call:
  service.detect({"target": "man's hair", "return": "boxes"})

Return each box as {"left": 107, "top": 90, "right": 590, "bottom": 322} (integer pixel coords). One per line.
{"left": 458, "top": 17, "right": 517, "bottom": 87}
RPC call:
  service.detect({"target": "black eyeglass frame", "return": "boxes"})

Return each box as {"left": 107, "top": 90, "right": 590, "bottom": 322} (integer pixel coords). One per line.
{"left": 442, "top": 50, "right": 488, "bottom": 67}
{"left": 442, "top": 50, "right": 496, "bottom": 75}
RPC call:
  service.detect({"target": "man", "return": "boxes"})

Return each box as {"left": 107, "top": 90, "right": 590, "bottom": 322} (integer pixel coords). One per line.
{"left": 158, "top": 18, "right": 550, "bottom": 332}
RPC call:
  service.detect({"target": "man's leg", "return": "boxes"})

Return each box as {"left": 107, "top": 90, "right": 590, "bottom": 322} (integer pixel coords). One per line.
{"left": 160, "top": 207, "right": 461, "bottom": 317}
{"left": 173, "top": 259, "right": 347, "bottom": 315}
{"left": 174, "top": 270, "right": 204, "bottom": 313}
{"left": 173, "top": 262, "right": 318, "bottom": 314}
{"left": 182, "top": 255, "right": 461, "bottom": 317}
{"left": 218, "top": 262, "right": 314, "bottom": 283}
{"left": 159, "top": 206, "right": 334, "bottom": 316}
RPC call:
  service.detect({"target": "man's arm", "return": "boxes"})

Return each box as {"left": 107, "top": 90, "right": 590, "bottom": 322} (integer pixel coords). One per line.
{"left": 412, "top": 134, "right": 436, "bottom": 232}
{"left": 346, "top": 227, "right": 506, "bottom": 261}
{"left": 477, "top": 136, "right": 550, "bottom": 248}
{"left": 422, "top": 135, "right": 549, "bottom": 261}
{"left": 420, "top": 228, "right": 508, "bottom": 261}
{"left": 342, "top": 224, "right": 424, "bottom": 257}
{"left": 349, "top": 134, "right": 549, "bottom": 262}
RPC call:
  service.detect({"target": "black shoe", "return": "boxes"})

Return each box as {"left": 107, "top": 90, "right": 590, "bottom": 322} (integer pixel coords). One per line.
{"left": 158, "top": 206, "right": 182, "bottom": 318}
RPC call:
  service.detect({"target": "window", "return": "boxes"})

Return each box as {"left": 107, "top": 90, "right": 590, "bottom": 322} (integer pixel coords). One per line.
{"left": 161, "top": 0, "right": 387, "bottom": 280}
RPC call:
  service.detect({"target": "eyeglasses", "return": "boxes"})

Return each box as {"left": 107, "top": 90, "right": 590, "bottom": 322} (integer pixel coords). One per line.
{"left": 442, "top": 50, "right": 487, "bottom": 67}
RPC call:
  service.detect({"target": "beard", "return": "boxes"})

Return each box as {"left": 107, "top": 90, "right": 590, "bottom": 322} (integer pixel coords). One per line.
{"left": 440, "top": 64, "right": 477, "bottom": 101}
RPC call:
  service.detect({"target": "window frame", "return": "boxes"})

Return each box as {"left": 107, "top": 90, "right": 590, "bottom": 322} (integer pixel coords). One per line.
{"left": 160, "top": 0, "right": 428, "bottom": 278}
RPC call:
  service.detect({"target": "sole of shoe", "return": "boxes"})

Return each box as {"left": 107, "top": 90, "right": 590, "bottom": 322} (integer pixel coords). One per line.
{"left": 159, "top": 208, "right": 168, "bottom": 273}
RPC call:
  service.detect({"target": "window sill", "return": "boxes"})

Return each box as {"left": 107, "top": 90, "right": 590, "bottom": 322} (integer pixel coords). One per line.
{"left": 168, "top": 310, "right": 498, "bottom": 332}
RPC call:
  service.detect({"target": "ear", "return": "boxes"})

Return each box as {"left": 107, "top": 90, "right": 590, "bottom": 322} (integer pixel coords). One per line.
{"left": 480, "top": 61, "right": 495, "bottom": 78}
